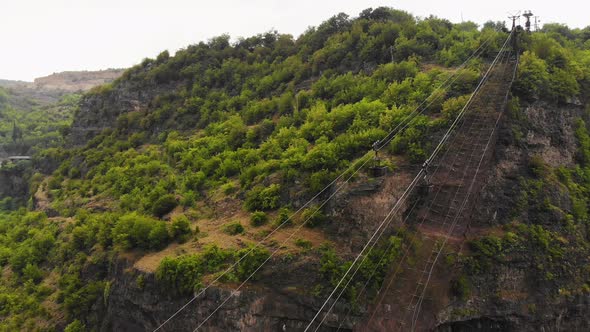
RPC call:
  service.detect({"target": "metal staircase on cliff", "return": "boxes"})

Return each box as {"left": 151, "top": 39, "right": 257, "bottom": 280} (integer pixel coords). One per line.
{"left": 356, "top": 41, "right": 518, "bottom": 332}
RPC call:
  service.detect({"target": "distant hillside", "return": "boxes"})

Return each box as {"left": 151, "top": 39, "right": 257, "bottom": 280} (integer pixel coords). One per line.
{"left": 0, "top": 69, "right": 123, "bottom": 156}
{"left": 1, "top": 7, "right": 590, "bottom": 332}
{"left": 0, "top": 79, "right": 28, "bottom": 87}
{"left": 0, "top": 69, "right": 124, "bottom": 114}
{"left": 31, "top": 69, "right": 125, "bottom": 92}
{"left": 0, "top": 69, "right": 124, "bottom": 92}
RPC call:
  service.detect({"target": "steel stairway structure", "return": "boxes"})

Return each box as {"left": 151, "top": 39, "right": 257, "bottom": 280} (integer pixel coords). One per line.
{"left": 356, "top": 49, "right": 518, "bottom": 331}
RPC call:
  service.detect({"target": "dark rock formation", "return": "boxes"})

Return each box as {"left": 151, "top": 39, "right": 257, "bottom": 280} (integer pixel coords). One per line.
{"left": 101, "top": 258, "right": 358, "bottom": 332}
{"left": 68, "top": 79, "right": 179, "bottom": 146}
{"left": 433, "top": 100, "right": 590, "bottom": 330}
{"left": 0, "top": 161, "right": 32, "bottom": 206}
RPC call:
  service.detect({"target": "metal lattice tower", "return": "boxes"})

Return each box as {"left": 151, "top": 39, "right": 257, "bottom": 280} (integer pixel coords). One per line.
{"left": 508, "top": 12, "right": 520, "bottom": 30}
{"left": 523, "top": 10, "right": 534, "bottom": 32}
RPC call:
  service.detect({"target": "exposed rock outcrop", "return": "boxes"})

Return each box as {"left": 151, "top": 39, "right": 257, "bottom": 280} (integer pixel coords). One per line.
{"left": 0, "top": 161, "right": 32, "bottom": 207}
{"left": 101, "top": 257, "right": 359, "bottom": 331}
{"left": 33, "top": 70, "right": 125, "bottom": 92}
{"left": 68, "top": 79, "right": 179, "bottom": 146}
{"left": 434, "top": 100, "right": 590, "bottom": 331}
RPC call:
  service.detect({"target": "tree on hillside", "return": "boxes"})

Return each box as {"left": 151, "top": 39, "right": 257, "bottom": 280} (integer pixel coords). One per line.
{"left": 11, "top": 121, "right": 22, "bottom": 143}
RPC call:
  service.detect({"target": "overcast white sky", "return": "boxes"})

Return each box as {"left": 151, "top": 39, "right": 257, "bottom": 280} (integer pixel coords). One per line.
{"left": 1, "top": 0, "right": 587, "bottom": 81}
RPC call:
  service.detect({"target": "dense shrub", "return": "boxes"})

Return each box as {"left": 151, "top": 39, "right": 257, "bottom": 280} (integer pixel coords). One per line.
{"left": 274, "top": 208, "right": 292, "bottom": 227}
{"left": 112, "top": 213, "right": 170, "bottom": 250}
{"left": 294, "top": 238, "right": 312, "bottom": 249}
{"left": 513, "top": 51, "right": 550, "bottom": 100}
{"left": 152, "top": 194, "right": 178, "bottom": 217}
{"left": 170, "top": 215, "right": 192, "bottom": 242}
{"left": 301, "top": 207, "right": 328, "bottom": 228}
{"left": 64, "top": 320, "right": 85, "bottom": 332}
{"left": 250, "top": 211, "right": 268, "bottom": 226}
{"left": 244, "top": 184, "right": 281, "bottom": 211}
{"left": 234, "top": 245, "right": 270, "bottom": 281}
{"left": 223, "top": 222, "right": 245, "bottom": 235}
{"left": 156, "top": 245, "right": 233, "bottom": 295}
{"left": 148, "top": 221, "right": 170, "bottom": 249}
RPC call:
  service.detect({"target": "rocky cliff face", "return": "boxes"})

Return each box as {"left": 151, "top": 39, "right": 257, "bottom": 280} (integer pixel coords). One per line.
{"left": 32, "top": 70, "right": 125, "bottom": 92}
{"left": 473, "top": 101, "right": 586, "bottom": 227}
{"left": 0, "top": 161, "right": 32, "bottom": 207}
{"left": 68, "top": 78, "right": 179, "bottom": 146}
{"left": 0, "top": 69, "right": 124, "bottom": 107}
{"left": 92, "top": 99, "right": 590, "bottom": 331}
{"left": 0, "top": 70, "right": 124, "bottom": 93}
{"left": 433, "top": 100, "right": 590, "bottom": 331}
{"left": 100, "top": 257, "right": 359, "bottom": 331}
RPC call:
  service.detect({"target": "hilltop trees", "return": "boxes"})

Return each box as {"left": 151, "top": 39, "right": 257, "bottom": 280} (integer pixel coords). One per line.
{"left": 0, "top": 91, "right": 79, "bottom": 156}
{"left": 3, "top": 6, "right": 590, "bottom": 330}
{"left": 515, "top": 32, "right": 587, "bottom": 103}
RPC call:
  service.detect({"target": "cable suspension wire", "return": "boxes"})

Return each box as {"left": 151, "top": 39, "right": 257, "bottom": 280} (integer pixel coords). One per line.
{"left": 366, "top": 35, "right": 514, "bottom": 329}
{"left": 365, "top": 40, "right": 512, "bottom": 330}
{"left": 365, "top": 71, "right": 498, "bottom": 327}
{"left": 334, "top": 59, "right": 499, "bottom": 332}
{"left": 331, "top": 199, "right": 421, "bottom": 332}
{"left": 304, "top": 30, "right": 513, "bottom": 332}
{"left": 334, "top": 39, "right": 515, "bottom": 331}
{"left": 407, "top": 42, "right": 513, "bottom": 329}
{"left": 153, "top": 151, "right": 370, "bottom": 331}
{"left": 424, "top": 30, "right": 512, "bottom": 167}
{"left": 454, "top": 38, "right": 519, "bottom": 263}
{"left": 375, "top": 32, "right": 497, "bottom": 151}
{"left": 334, "top": 77, "right": 486, "bottom": 331}
{"left": 409, "top": 47, "right": 517, "bottom": 331}
{"left": 153, "top": 29, "right": 505, "bottom": 332}
{"left": 320, "top": 50, "right": 509, "bottom": 332}
{"left": 193, "top": 154, "right": 373, "bottom": 331}
{"left": 318, "top": 39, "right": 510, "bottom": 331}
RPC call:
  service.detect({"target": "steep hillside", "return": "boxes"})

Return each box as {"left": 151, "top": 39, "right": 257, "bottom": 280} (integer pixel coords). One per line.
{"left": 1, "top": 7, "right": 590, "bottom": 331}
{"left": 0, "top": 69, "right": 124, "bottom": 94}
{"left": 0, "top": 69, "right": 124, "bottom": 156}
{"left": 32, "top": 70, "right": 125, "bottom": 92}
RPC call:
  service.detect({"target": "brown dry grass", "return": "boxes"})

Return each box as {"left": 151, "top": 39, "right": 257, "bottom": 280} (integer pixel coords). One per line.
{"left": 133, "top": 191, "right": 338, "bottom": 272}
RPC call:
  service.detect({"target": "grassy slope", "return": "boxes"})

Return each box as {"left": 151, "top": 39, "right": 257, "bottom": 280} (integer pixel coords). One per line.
{"left": 1, "top": 8, "right": 590, "bottom": 330}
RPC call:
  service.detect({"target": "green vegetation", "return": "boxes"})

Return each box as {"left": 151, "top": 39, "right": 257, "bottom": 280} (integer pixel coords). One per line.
{"left": 514, "top": 28, "right": 590, "bottom": 103}
{"left": 112, "top": 212, "right": 170, "bottom": 250}
{"left": 274, "top": 207, "right": 293, "bottom": 227}
{"left": 0, "top": 209, "right": 109, "bottom": 329}
{"left": 64, "top": 320, "right": 86, "bottom": 332}
{"left": 151, "top": 194, "right": 178, "bottom": 217}
{"left": 170, "top": 214, "right": 193, "bottom": 242}
{"left": 244, "top": 185, "right": 281, "bottom": 211}
{"left": 41, "top": 9, "right": 513, "bottom": 227}
{"left": 294, "top": 238, "right": 313, "bottom": 250}
{"left": 223, "top": 221, "right": 245, "bottom": 235}
{"left": 461, "top": 116, "right": 590, "bottom": 300}
{"left": 155, "top": 244, "right": 270, "bottom": 295}
{"left": 0, "top": 88, "right": 79, "bottom": 155}
{"left": 1, "top": 6, "right": 590, "bottom": 330}
{"left": 318, "top": 235, "right": 404, "bottom": 302}
{"left": 250, "top": 211, "right": 268, "bottom": 226}
{"left": 301, "top": 206, "right": 329, "bottom": 228}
